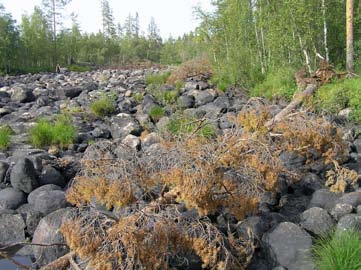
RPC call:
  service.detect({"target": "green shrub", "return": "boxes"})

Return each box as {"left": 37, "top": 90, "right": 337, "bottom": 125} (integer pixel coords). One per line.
{"left": 90, "top": 95, "right": 117, "bottom": 117}
{"left": 0, "top": 126, "right": 14, "bottom": 150}
{"left": 162, "top": 90, "right": 179, "bottom": 104}
{"left": 166, "top": 114, "right": 216, "bottom": 139}
{"left": 53, "top": 115, "right": 76, "bottom": 147}
{"left": 30, "top": 119, "right": 54, "bottom": 147}
{"left": 68, "top": 65, "right": 92, "bottom": 72}
{"left": 250, "top": 67, "right": 297, "bottom": 100}
{"left": 132, "top": 92, "right": 144, "bottom": 103}
{"left": 145, "top": 71, "right": 171, "bottom": 86}
{"left": 30, "top": 115, "right": 76, "bottom": 148}
{"left": 149, "top": 106, "right": 165, "bottom": 122}
{"left": 312, "top": 230, "right": 361, "bottom": 270}
{"left": 313, "top": 77, "right": 361, "bottom": 123}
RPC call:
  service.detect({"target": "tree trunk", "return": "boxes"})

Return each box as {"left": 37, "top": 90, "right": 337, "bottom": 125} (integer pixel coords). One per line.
{"left": 322, "top": 0, "right": 329, "bottom": 62}
{"left": 346, "top": 0, "right": 354, "bottom": 73}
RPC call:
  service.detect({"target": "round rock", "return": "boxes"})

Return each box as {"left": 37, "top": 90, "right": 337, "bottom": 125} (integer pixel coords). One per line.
{"left": 0, "top": 187, "right": 26, "bottom": 210}
{"left": 29, "top": 190, "right": 68, "bottom": 216}
{"left": 336, "top": 214, "right": 361, "bottom": 232}
{"left": 32, "top": 208, "right": 72, "bottom": 266}
{"left": 330, "top": 203, "right": 353, "bottom": 220}
{"left": 300, "top": 207, "right": 335, "bottom": 236}
{"left": 262, "top": 222, "right": 314, "bottom": 270}
{"left": 10, "top": 158, "right": 39, "bottom": 193}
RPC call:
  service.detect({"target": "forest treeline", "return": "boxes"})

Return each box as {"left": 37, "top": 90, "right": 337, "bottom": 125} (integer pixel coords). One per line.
{"left": 0, "top": 0, "right": 360, "bottom": 89}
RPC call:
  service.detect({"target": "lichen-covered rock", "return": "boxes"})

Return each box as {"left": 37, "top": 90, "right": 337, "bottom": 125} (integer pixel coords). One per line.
{"left": 0, "top": 187, "right": 26, "bottom": 210}
{"left": 32, "top": 208, "right": 72, "bottom": 266}
{"left": 10, "top": 158, "right": 39, "bottom": 193}
{"left": 300, "top": 207, "right": 335, "bottom": 235}
{"left": 263, "top": 222, "right": 314, "bottom": 270}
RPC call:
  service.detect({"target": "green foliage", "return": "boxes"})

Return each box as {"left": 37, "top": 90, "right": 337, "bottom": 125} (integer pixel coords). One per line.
{"left": 132, "top": 92, "right": 144, "bottom": 103}
{"left": 250, "top": 67, "right": 297, "bottom": 100}
{"left": 90, "top": 95, "right": 117, "bottom": 117}
{"left": 312, "top": 230, "right": 361, "bottom": 270}
{"left": 68, "top": 65, "right": 92, "bottom": 72}
{"left": 0, "top": 126, "right": 14, "bottom": 150}
{"left": 145, "top": 71, "right": 171, "bottom": 86}
{"left": 30, "top": 115, "right": 76, "bottom": 148}
{"left": 149, "top": 106, "right": 165, "bottom": 122}
{"left": 166, "top": 114, "right": 216, "bottom": 138}
{"left": 313, "top": 78, "right": 361, "bottom": 123}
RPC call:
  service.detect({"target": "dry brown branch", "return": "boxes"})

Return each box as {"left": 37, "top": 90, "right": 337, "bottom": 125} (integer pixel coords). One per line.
{"left": 39, "top": 251, "right": 75, "bottom": 270}
{"left": 265, "top": 83, "right": 318, "bottom": 128}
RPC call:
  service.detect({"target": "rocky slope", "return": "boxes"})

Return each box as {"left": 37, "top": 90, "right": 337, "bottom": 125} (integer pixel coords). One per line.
{"left": 0, "top": 68, "right": 360, "bottom": 270}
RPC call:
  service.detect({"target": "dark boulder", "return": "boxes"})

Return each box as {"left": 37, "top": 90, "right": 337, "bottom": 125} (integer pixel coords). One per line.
{"left": 10, "top": 158, "right": 39, "bottom": 193}
{"left": 32, "top": 208, "right": 72, "bottom": 266}
{"left": 262, "top": 222, "right": 314, "bottom": 270}
{"left": 0, "top": 188, "right": 26, "bottom": 210}
{"left": 300, "top": 207, "right": 335, "bottom": 236}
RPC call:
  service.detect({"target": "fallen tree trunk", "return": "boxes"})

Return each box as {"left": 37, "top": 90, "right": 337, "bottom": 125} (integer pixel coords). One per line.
{"left": 39, "top": 251, "right": 76, "bottom": 270}
{"left": 265, "top": 83, "right": 318, "bottom": 128}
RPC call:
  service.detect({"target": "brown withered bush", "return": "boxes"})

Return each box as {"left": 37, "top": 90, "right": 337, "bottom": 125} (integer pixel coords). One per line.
{"left": 325, "top": 161, "right": 360, "bottom": 192}
{"left": 61, "top": 208, "right": 255, "bottom": 270}
{"left": 166, "top": 56, "right": 212, "bottom": 85}
{"left": 63, "top": 102, "right": 349, "bottom": 270}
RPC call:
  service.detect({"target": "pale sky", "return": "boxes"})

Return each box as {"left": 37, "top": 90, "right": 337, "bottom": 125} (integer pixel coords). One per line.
{"left": 1, "top": 0, "right": 214, "bottom": 39}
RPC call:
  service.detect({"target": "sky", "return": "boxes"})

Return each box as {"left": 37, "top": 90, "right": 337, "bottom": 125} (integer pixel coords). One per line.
{"left": 1, "top": 0, "right": 214, "bottom": 39}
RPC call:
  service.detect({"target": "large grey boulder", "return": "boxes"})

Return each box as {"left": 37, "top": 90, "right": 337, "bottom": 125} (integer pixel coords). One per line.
{"left": 10, "top": 158, "right": 39, "bottom": 193}
{"left": 300, "top": 207, "right": 335, "bottom": 236}
{"left": 27, "top": 184, "right": 62, "bottom": 204}
{"left": 0, "top": 188, "right": 26, "bottom": 210}
{"left": 17, "top": 203, "right": 43, "bottom": 236}
{"left": 330, "top": 203, "right": 353, "bottom": 221}
{"left": 32, "top": 208, "right": 72, "bottom": 266}
{"left": 0, "top": 161, "right": 9, "bottom": 183}
{"left": 178, "top": 95, "right": 195, "bottom": 109}
{"left": 56, "top": 86, "right": 82, "bottom": 98}
{"left": 309, "top": 189, "right": 341, "bottom": 210}
{"left": 39, "top": 166, "right": 66, "bottom": 188}
{"left": 194, "top": 90, "right": 216, "bottom": 106}
{"left": 28, "top": 188, "right": 67, "bottom": 216}
{"left": 0, "top": 213, "right": 26, "bottom": 245}
{"left": 335, "top": 191, "right": 361, "bottom": 207}
{"left": 11, "top": 86, "right": 35, "bottom": 103}
{"left": 263, "top": 222, "right": 314, "bottom": 270}
{"left": 110, "top": 114, "right": 142, "bottom": 140}
{"left": 336, "top": 214, "right": 361, "bottom": 232}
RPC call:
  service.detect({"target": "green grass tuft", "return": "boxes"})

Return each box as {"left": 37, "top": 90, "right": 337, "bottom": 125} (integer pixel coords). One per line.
{"left": 145, "top": 71, "right": 171, "bottom": 86}
{"left": 90, "top": 95, "right": 117, "bottom": 117}
{"left": 149, "top": 106, "right": 165, "bottom": 122}
{"left": 312, "top": 77, "right": 361, "bottom": 123}
{"left": 250, "top": 67, "right": 297, "bottom": 101}
{"left": 0, "top": 126, "right": 14, "bottom": 150}
{"left": 166, "top": 114, "right": 216, "bottom": 139}
{"left": 312, "top": 230, "right": 361, "bottom": 270}
{"left": 30, "top": 115, "right": 76, "bottom": 148}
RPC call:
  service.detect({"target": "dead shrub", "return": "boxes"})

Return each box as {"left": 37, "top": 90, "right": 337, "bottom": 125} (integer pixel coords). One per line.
{"left": 167, "top": 56, "right": 212, "bottom": 85}
{"left": 325, "top": 161, "right": 360, "bottom": 192}
{"left": 61, "top": 208, "right": 254, "bottom": 270}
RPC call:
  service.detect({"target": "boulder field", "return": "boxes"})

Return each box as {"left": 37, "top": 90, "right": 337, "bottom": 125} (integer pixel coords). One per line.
{"left": 0, "top": 68, "right": 360, "bottom": 269}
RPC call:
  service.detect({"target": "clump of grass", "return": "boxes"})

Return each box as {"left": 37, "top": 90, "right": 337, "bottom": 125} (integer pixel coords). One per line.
{"left": 149, "top": 106, "right": 165, "bottom": 122}
{"left": 0, "top": 126, "right": 14, "bottom": 150}
{"left": 30, "top": 115, "right": 76, "bottom": 148}
{"left": 312, "top": 230, "right": 361, "bottom": 270}
{"left": 145, "top": 71, "right": 171, "bottom": 86}
{"left": 90, "top": 95, "right": 117, "bottom": 117}
{"left": 132, "top": 92, "right": 144, "bottom": 103}
{"left": 312, "top": 77, "right": 361, "bottom": 123}
{"left": 166, "top": 114, "right": 216, "bottom": 139}
{"left": 250, "top": 67, "right": 297, "bottom": 101}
